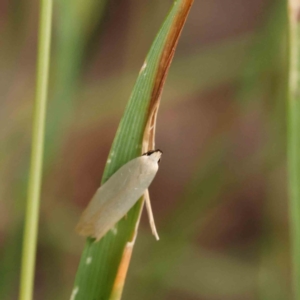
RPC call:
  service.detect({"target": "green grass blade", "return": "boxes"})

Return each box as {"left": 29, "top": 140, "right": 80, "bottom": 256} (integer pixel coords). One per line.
{"left": 288, "top": 1, "right": 300, "bottom": 299}
{"left": 19, "top": 1, "right": 53, "bottom": 300}
{"left": 72, "top": 1, "right": 193, "bottom": 300}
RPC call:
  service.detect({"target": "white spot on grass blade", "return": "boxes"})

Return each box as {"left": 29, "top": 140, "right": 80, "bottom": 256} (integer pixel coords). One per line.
{"left": 111, "top": 226, "right": 118, "bottom": 235}
{"left": 127, "top": 241, "right": 134, "bottom": 247}
{"left": 139, "top": 61, "right": 147, "bottom": 74}
{"left": 86, "top": 256, "right": 92, "bottom": 265}
{"left": 70, "top": 286, "right": 79, "bottom": 300}
{"left": 107, "top": 159, "right": 111, "bottom": 164}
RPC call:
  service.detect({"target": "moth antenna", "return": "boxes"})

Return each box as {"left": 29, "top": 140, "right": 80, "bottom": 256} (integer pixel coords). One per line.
{"left": 144, "top": 189, "right": 159, "bottom": 240}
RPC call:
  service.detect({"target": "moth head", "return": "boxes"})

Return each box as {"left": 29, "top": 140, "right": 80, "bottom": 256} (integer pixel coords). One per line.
{"left": 142, "top": 149, "right": 163, "bottom": 163}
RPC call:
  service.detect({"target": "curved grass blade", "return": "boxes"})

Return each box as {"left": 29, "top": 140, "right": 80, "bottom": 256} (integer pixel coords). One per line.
{"left": 72, "top": 1, "right": 194, "bottom": 300}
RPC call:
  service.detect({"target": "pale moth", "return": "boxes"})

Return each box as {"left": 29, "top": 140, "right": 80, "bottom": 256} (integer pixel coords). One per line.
{"left": 76, "top": 149, "right": 162, "bottom": 242}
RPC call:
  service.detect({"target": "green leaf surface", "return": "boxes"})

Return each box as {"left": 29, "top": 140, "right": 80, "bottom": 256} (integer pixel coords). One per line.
{"left": 72, "top": 1, "right": 193, "bottom": 300}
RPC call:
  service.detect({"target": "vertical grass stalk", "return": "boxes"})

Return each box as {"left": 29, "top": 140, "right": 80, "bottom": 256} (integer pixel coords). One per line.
{"left": 288, "top": 1, "right": 300, "bottom": 299}
{"left": 19, "top": 1, "right": 53, "bottom": 300}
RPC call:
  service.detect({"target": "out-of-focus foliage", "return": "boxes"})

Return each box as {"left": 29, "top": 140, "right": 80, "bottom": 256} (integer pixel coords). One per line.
{"left": 0, "top": 0, "right": 290, "bottom": 299}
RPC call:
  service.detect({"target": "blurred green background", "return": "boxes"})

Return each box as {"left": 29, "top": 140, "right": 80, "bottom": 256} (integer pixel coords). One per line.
{"left": 0, "top": 0, "right": 290, "bottom": 299}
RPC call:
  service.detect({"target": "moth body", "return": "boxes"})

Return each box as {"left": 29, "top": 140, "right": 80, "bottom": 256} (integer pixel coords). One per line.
{"left": 76, "top": 150, "right": 162, "bottom": 241}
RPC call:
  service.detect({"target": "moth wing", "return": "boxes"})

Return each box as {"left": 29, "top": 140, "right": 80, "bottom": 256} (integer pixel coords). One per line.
{"left": 76, "top": 156, "right": 159, "bottom": 241}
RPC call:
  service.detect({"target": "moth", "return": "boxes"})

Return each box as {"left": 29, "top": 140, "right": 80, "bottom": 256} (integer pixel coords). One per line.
{"left": 76, "top": 149, "right": 162, "bottom": 242}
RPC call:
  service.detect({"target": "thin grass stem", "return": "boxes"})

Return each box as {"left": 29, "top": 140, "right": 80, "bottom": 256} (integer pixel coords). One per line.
{"left": 19, "top": 1, "right": 53, "bottom": 299}
{"left": 287, "top": 1, "right": 300, "bottom": 299}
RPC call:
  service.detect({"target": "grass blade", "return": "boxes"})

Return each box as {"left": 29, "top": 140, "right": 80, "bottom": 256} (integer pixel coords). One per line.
{"left": 288, "top": 1, "right": 300, "bottom": 298}
{"left": 72, "top": 1, "right": 194, "bottom": 300}
{"left": 19, "top": 1, "right": 53, "bottom": 300}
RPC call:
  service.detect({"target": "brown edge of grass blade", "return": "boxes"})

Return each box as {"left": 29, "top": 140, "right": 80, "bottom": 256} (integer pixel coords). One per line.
{"left": 143, "top": 1, "right": 194, "bottom": 151}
